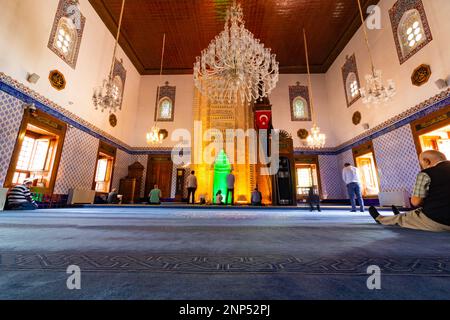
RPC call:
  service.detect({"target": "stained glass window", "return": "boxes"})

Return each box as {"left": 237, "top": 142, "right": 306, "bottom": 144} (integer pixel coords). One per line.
{"left": 292, "top": 97, "right": 308, "bottom": 120}
{"left": 158, "top": 98, "right": 173, "bottom": 120}
{"left": 398, "top": 10, "right": 425, "bottom": 57}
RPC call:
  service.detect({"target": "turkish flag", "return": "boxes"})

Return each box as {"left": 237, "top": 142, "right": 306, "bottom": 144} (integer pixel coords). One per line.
{"left": 255, "top": 111, "right": 272, "bottom": 130}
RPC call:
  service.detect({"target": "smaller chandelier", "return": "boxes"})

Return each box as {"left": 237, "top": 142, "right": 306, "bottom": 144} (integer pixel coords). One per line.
{"left": 306, "top": 124, "right": 326, "bottom": 149}
{"left": 357, "top": 0, "right": 396, "bottom": 105}
{"left": 146, "top": 126, "right": 165, "bottom": 144}
{"left": 93, "top": 75, "right": 122, "bottom": 113}
{"left": 92, "top": 0, "right": 126, "bottom": 113}
{"left": 360, "top": 70, "right": 396, "bottom": 105}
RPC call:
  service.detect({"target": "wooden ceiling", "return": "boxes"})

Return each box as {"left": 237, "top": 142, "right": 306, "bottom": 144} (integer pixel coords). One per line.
{"left": 89, "top": 0, "right": 379, "bottom": 75}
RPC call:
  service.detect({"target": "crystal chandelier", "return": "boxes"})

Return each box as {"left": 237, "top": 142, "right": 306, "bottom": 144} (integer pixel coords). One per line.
{"left": 146, "top": 34, "right": 167, "bottom": 145}
{"left": 193, "top": 1, "right": 279, "bottom": 104}
{"left": 303, "top": 29, "right": 326, "bottom": 149}
{"left": 92, "top": 0, "right": 126, "bottom": 113}
{"left": 146, "top": 125, "right": 165, "bottom": 144}
{"left": 357, "top": 0, "right": 396, "bottom": 105}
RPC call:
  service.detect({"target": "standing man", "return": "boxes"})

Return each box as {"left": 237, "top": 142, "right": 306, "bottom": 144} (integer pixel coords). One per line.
{"left": 369, "top": 150, "right": 450, "bottom": 232}
{"left": 342, "top": 163, "right": 365, "bottom": 212}
{"left": 6, "top": 179, "right": 38, "bottom": 210}
{"left": 186, "top": 170, "right": 198, "bottom": 204}
{"left": 226, "top": 170, "right": 235, "bottom": 205}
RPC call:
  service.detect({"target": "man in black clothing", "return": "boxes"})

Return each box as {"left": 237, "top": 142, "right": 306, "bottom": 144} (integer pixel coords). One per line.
{"left": 369, "top": 150, "right": 450, "bottom": 232}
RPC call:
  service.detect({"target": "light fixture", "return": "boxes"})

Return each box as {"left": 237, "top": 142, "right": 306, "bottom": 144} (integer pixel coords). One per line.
{"left": 146, "top": 34, "right": 167, "bottom": 145}
{"left": 92, "top": 0, "right": 126, "bottom": 113}
{"left": 193, "top": 0, "right": 279, "bottom": 104}
{"left": 357, "top": 0, "right": 396, "bottom": 105}
{"left": 26, "top": 73, "right": 40, "bottom": 84}
{"left": 303, "top": 29, "right": 326, "bottom": 149}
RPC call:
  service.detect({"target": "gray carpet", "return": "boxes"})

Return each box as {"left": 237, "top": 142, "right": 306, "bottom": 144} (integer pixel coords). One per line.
{"left": 0, "top": 207, "right": 449, "bottom": 300}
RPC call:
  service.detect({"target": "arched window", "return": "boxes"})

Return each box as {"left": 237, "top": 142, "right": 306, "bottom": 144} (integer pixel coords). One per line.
{"left": 292, "top": 97, "right": 309, "bottom": 120}
{"left": 389, "top": 0, "right": 432, "bottom": 64}
{"left": 157, "top": 97, "right": 173, "bottom": 121}
{"left": 48, "top": 0, "right": 86, "bottom": 69}
{"left": 346, "top": 72, "right": 360, "bottom": 101}
{"left": 398, "top": 9, "right": 425, "bottom": 58}
{"left": 53, "top": 17, "right": 77, "bottom": 58}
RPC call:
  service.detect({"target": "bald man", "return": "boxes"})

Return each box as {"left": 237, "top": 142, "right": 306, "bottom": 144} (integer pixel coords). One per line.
{"left": 369, "top": 150, "right": 450, "bottom": 232}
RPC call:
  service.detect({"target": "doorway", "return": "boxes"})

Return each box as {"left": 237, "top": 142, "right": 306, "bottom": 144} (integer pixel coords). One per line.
{"left": 294, "top": 156, "right": 321, "bottom": 201}
{"left": 411, "top": 107, "right": 450, "bottom": 159}
{"left": 4, "top": 108, "right": 66, "bottom": 195}
{"left": 145, "top": 155, "right": 173, "bottom": 199}
{"left": 353, "top": 141, "right": 380, "bottom": 197}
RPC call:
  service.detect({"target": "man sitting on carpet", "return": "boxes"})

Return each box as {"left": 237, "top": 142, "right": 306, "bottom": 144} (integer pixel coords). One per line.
{"left": 6, "top": 179, "right": 38, "bottom": 210}
{"left": 369, "top": 150, "right": 450, "bottom": 232}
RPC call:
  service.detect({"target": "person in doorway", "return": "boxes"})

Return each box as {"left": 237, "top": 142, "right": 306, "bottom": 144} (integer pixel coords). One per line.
{"left": 369, "top": 150, "right": 450, "bottom": 232}
{"left": 307, "top": 187, "right": 321, "bottom": 212}
{"left": 251, "top": 187, "right": 262, "bottom": 206}
{"left": 186, "top": 171, "right": 198, "bottom": 204}
{"left": 215, "top": 190, "right": 224, "bottom": 205}
{"left": 342, "top": 163, "right": 365, "bottom": 212}
{"left": 149, "top": 184, "right": 162, "bottom": 205}
{"left": 226, "top": 170, "right": 235, "bottom": 205}
{"left": 6, "top": 179, "right": 38, "bottom": 210}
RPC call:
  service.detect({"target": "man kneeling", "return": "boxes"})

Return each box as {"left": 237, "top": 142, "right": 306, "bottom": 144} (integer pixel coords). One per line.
{"left": 369, "top": 150, "right": 450, "bottom": 232}
{"left": 6, "top": 180, "right": 38, "bottom": 210}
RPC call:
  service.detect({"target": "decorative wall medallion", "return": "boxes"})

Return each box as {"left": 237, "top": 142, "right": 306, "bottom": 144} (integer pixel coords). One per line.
{"left": 297, "top": 128, "right": 309, "bottom": 140}
{"left": 352, "top": 111, "right": 362, "bottom": 125}
{"left": 158, "top": 129, "right": 169, "bottom": 140}
{"left": 109, "top": 114, "right": 117, "bottom": 127}
{"left": 411, "top": 64, "right": 431, "bottom": 87}
{"left": 48, "top": 70, "right": 66, "bottom": 91}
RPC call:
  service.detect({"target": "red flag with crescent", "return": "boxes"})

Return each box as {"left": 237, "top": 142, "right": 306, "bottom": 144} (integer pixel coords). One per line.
{"left": 255, "top": 111, "right": 271, "bottom": 130}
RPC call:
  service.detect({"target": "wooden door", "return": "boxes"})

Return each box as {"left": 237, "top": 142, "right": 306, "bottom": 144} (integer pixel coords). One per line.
{"left": 145, "top": 156, "right": 173, "bottom": 199}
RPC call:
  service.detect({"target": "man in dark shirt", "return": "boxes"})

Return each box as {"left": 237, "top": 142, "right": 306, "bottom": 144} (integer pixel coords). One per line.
{"left": 369, "top": 150, "right": 450, "bottom": 232}
{"left": 6, "top": 180, "right": 38, "bottom": 210}
{"left": 107, "top": 188, "right": 120, "bottom": 204}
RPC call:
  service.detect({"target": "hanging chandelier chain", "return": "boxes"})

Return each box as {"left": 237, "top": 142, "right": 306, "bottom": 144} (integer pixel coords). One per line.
{"left": 357, "top": 0, "right": 376, "bottom": 75}
{"left": 109, "top": 0, "right": 126, "bottom": 79}
{"left": 303, "top": 28, "right": 316, "bottom": 125}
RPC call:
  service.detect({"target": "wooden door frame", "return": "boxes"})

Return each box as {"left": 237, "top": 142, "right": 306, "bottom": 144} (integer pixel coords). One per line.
{"left": 145, "top": 154, "right": 173, "bottom": 198}
{"left": 4, "top": 108, "right": 67, "bottom": 195}
{"left": 352, "top": 140, "right": 381, "bottom": 199}
{"left": 92, "top": 140, "right": 117, "bottom": 193}
{"left": 410, "top": 105, "right": 450, "bottom": 157}
{"left": 294, "top": 155, "right": 323, "bottom": 199}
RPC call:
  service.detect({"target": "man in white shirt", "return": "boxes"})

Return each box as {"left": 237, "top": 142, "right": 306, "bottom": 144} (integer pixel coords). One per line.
{"left": 342, "top": 163, "right": 365, "bottom": 212}
{"left": 226, "top": 170, "right": 235, "bottom": 205}
{"left": 186, "top": 171, "right": 198, "bottom": 204}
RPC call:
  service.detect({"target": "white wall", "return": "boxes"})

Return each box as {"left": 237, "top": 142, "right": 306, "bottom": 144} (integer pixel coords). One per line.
{"left": 270, "top": 74, "right": 336, "bottom": 148}
{"left": 134, "top": 74, "right": 195, "bottom": 147}
{"left": 324, "top": 0, "right": 450, "bottom": 146}
{"left": 0, "top": 0, "right": 141, "bottom": 145}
